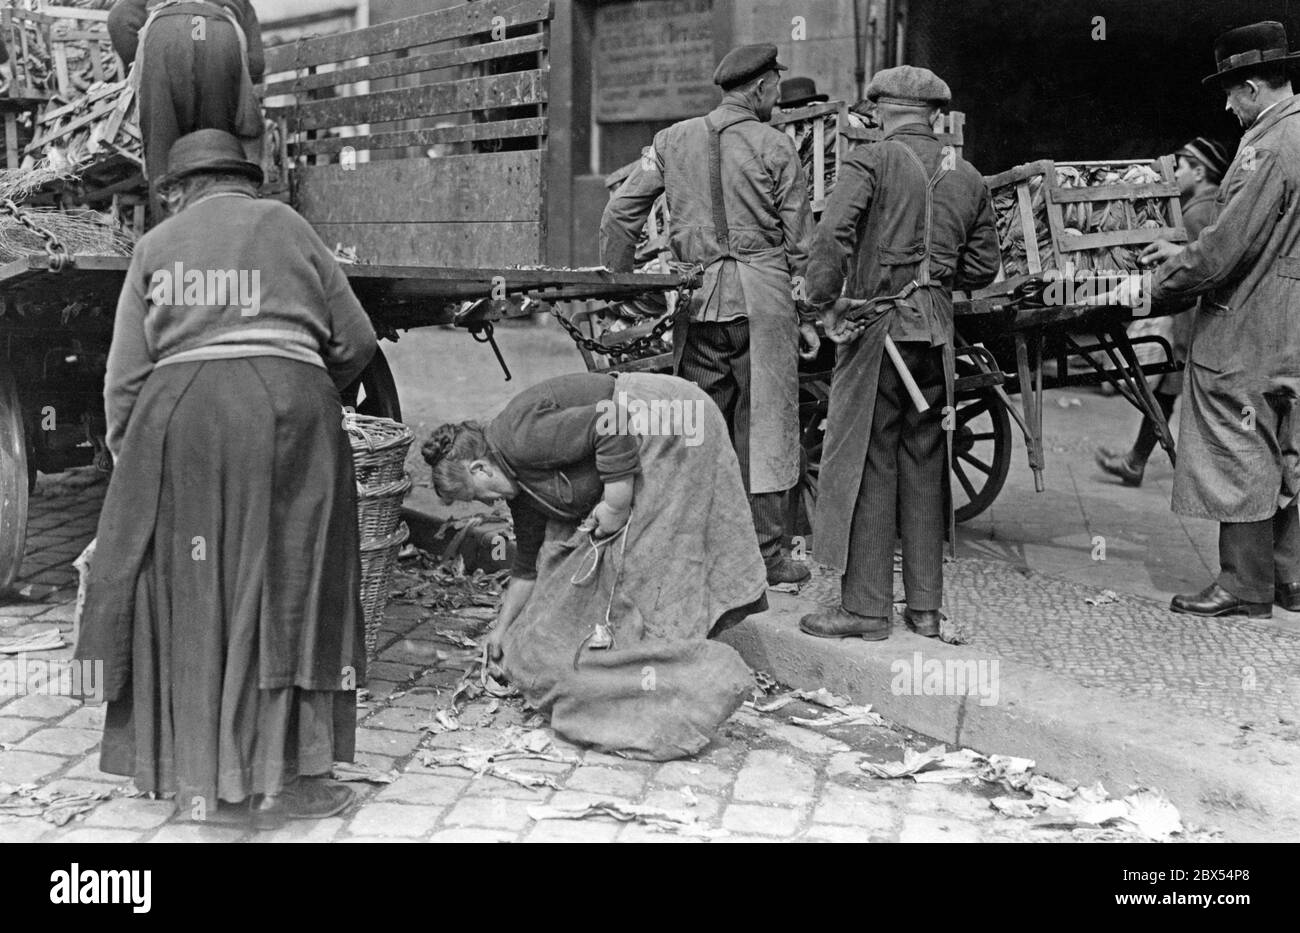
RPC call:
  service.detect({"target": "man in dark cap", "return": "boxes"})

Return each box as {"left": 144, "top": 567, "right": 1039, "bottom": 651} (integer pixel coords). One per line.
{"left": 1122, "top": 22, "right": 1300, "bottom": 618}
{"left": 601, "top": 43, "right": 818, "bottom": 585}
{"left": 1096, "top": 136, "right": 1229, "bottom": 486}
{"left": 800, "top": 65, "right": 1000, "bottom": 641}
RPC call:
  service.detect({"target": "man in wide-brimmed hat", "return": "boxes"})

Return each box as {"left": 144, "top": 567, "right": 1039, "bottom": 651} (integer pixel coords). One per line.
{"left": 1122, "top": 22, "right": 1300, "bottom": 619}
{"left": 601, "top": 43, "right": 819, "bottom": 585}
{"left": 777, "top": 76, "right": 829, "bottom": 110}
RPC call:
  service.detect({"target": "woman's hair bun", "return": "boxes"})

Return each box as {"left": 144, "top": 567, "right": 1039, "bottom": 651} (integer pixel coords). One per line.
{"left": 421, "top": 424, "right": 459, "bottom": 467}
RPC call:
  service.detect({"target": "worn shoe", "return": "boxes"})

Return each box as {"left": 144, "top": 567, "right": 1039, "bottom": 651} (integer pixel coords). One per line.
{"left": 1095, "top": 447, "right": 1145, "bottom": 486}
{"left": 252, "top": 778, "right": 355, "bottom": 830}
{"left": 799, "top": 606, "right": 890, "bottom": 641}
{"left": 1170, "top": 583, "right": 1271, "bottom": 618}
{"left": 767, "top": 556, "right": 811, "bottom": 585}
{"left": 904, "top": 608, "right": 943, "bottom": 638}
{"left": 1275, "top": 582, "right": 1300, "bottom": 612}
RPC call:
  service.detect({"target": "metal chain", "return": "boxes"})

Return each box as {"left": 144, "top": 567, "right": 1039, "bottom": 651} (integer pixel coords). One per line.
{"left": 0, "top": 198, "right": 70, "bottom": 272}
{"left": 551, "top": 273, "right": 698, "bottom": 359}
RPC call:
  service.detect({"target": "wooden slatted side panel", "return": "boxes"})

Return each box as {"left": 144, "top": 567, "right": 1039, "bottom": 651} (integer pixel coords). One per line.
{"left": 261, "top": 0, "right": 553, "bottom": 267}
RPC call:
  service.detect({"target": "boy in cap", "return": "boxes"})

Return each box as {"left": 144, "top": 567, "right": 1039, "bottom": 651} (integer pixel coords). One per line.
{"left": 601, "top": 43, "right": 818, "bottom": 585}
{"left": 1096, "top": 136, "right": 1228, "bottom": 486}
{"left": 801, "top": 65, "right": 1000, "bottom": 641}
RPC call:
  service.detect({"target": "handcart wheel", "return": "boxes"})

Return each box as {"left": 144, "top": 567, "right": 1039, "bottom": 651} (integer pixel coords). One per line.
{"left": 0, "top": 365, "right": 29, "bottom": 590}
{"left": 343, "top": 345, "right": 402, "bottom": 423}
{"left": 952, "top": 363, "right": 1012, "bottom": 523}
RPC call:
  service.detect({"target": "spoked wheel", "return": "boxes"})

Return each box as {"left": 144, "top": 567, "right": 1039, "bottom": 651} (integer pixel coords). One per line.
{"left": 342, "top": 345, "right": 402, "bottom": 422}
{"left": 951, "top": 368, "right": 1012, "bottom": 523}
{"left": 1, "top": 366, "right": 29, "bottom": 589}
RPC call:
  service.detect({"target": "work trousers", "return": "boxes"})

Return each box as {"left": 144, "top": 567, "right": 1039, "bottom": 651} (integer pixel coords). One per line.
{"left": 1218, "top": 503, "right": 1300, "bottom": 603}
{"left": 842, "top": 341, "right": 946, "bottom": 617}
{"left": 677, "top": 318, "right": 789, "bottom": 566}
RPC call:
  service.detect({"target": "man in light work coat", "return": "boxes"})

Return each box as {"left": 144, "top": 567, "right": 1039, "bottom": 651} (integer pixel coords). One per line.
{"left": 1128, "top": 22, "right": 1300, "bottom": 618}
{"left": 800, "top": 66, "right": 999, "bottom": 641}
{"left": 601, "top": 44, "right": 818, "bottom": 584}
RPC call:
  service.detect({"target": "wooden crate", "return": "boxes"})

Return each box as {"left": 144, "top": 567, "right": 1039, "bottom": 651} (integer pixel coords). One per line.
{"left": 984, "top": 156, "right": 1187, "bottom": 291}
{"left": 2, "top": 5, "right": 120, "bottom": 102}
{"left": 259, "top": 0, "right": 552, "bottom": 268}
{"left": 771, "top": 100, "right": 965, "bottom": 213}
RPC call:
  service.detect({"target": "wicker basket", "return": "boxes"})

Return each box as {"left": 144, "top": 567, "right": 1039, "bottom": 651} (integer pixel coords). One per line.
{"left": 344, "top": 412, "right": 413, "bottom": 486}
{"left": 360, "top": 521, "right": 410, "bottom": 660}
{"left": 357, "top": 475, "right": 412, "bottom": 541}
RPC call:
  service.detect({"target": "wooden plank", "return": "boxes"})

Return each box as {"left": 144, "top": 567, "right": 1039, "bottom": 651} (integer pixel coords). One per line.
{"left": 770, "top": 100, "right": 841, "bottom": 129}
{"left": 309, "top": 221, "right": 545, "bottom": 267}
{"left": 296, "top": 152, "right": 544, "bottom": 224}
{"left": 985, "top": 160, "right": 1055, "bottom": 191}
{"left": 1049, "top": 182, "right": 1180, "bottom": 202}
{"left": 268, "top": 70, "right": 547, "bottom": 132}
{"left": 264, "top": 0, "right": 552, "bottom": 73}
{"left": 292, "top": 117, "right": 546, "bottom": 156}
{"left": 1016, "top": 183, "right": 1041, "bottom": 275}
{"left": 262, "top": 32, "right": 547, "bottom": 96}
{"left": 1058, "top": 226, "right": 1186, "bottom": 251}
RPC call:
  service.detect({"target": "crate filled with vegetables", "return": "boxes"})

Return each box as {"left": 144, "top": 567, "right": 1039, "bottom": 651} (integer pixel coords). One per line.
{"left": 985, "top": 157, "right": 1187, "bottom": 291}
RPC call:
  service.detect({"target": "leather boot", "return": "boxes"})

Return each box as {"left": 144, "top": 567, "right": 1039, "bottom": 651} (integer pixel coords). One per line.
{"left": 1095, "top": 446, "right": 1145, "bottom": 487}
{"left": 767, "top": 556, "right": 811, "bottom": 585}
{"left": 252, "top": 778, "right": 355, "bottom": 830}
{"left": 799, "top": 606, "right": 890, "bottom": 641}
{"left": 1275, "top": 582, "right": 1300, "bottom": 612}
{"left": 904, "top": 608, "right": 943, "bottom": 638}
{"left": 1170, "top": 583, "right": 1271, "bottom": 618}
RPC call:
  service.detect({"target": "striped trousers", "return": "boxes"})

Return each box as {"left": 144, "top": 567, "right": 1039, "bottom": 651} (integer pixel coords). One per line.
{"left": 842, "top": 341, "right": 946, "bottom": 616}
{"left": 676, "top": 319, "right": 790, "bottom": 566}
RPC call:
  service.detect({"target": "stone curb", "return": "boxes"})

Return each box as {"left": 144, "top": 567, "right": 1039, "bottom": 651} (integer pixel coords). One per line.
{"left": 720, "top": 591, "right": 1300, "bottom": 843}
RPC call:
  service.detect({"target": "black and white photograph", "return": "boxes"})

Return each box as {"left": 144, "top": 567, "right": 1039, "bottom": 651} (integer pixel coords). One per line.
{"left": 0, "top": 0, "right": 1293, "bottom": 892}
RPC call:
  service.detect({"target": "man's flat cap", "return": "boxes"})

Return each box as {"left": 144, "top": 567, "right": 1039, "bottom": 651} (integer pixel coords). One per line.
{"left": 866, "top": 65, "right": 951, "bottom": 107}
{"left": 713, "top": 43, "right": 787, "bottom": 89}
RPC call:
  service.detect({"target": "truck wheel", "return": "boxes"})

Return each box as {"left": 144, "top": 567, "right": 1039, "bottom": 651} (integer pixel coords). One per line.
{"left": 0, "top": 366, "right": 29, "bottom": 590}
{"left": 343, "top": 346, "right": 402, "bottom": 423}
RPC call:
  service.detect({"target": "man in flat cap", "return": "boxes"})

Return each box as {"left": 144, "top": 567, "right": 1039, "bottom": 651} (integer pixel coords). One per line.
{"left": 601, "top": 43, "right": 818, "bottom": 585}
{"left": 800, "top": 65, "right": 1000, "bottom": 641}
{"left": 1117, "top": 22, "right": 1300, "bottom": 619}
{"left": 1097, "top": 135, "right": 1228, "bottom": 487}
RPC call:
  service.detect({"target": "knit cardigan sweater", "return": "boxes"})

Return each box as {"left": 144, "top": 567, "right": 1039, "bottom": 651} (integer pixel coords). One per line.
{"left": 104, "top": 192, "right": 377, "bottom": 458}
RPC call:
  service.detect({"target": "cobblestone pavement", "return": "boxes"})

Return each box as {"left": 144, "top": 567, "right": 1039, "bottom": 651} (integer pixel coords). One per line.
{"left": 0, "top": 470, "right": 102, "bottom": 651}
{"left": 6, "top": 600, "right": 1185, "bottom": 843}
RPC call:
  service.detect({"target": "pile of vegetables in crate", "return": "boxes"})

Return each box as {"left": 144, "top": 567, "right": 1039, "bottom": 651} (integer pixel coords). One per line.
{"left": 0, "top": 1, "right": 139, "bottom": 264}
{"left": 991, "top": 159, "right": 1181, "bottom": 279}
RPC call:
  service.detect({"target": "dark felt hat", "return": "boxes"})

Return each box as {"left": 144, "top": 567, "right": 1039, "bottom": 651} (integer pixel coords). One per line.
{"left": 160, "top": 129, "right": 264, "bottom": 188}
{"left": 779, "top": 76, "right": 829, "bottom": 108}
{"left": 1203, "top": 21, "right": 1300, "bottom": 86}
{"left": 1176, "top": 137, "right": 1231, "bottom": 183}
{"left": 713, "top": 43, "right": 787, "bottom": 89}
{"left": 866, "top": 65, "right": 951, "bottom": 107}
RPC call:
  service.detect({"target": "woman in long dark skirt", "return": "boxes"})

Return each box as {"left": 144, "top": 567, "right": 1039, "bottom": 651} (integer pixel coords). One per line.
{"left": 75, "top": 129, "right": 377, "bottom": 826}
